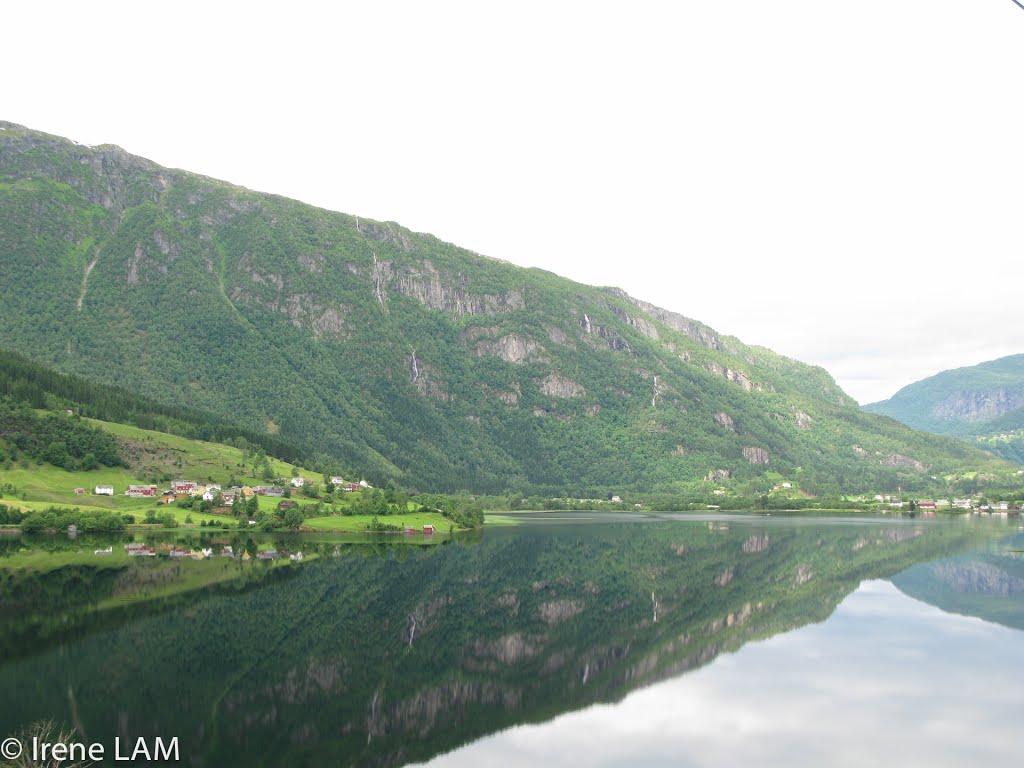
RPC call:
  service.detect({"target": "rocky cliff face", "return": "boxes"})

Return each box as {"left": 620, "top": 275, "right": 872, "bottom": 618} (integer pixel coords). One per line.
{"left": 931, "top": 389, "right": 1024, "bottom": 423}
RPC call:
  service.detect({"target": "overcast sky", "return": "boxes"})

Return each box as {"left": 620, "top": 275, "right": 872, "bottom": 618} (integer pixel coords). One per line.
{"left": 6, "top": 1, "right": 1023, "bottom": 403}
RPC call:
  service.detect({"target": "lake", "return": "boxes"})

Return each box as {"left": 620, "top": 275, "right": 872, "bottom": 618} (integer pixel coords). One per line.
{"left": 0, "top": 513, "right": 1021, "bottom": 767}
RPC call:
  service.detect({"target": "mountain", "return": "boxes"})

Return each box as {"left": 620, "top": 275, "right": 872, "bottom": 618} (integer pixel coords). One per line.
{"left": 891, "top": 537, "right": 1024, "bottom": 631}
{"left": 0, "top": 120, "right": 1005, "bottom": 495}
{"left": 864, "top": 355, "right": 1024, "bottom": 464}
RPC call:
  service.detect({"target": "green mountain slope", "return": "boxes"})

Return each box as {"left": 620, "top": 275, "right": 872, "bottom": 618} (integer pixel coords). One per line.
{"left": 0, "top": 120, "right": 1005, "bottom": 494}
{"left": 864, "top": 354, "right": 1024, "bottom": 464}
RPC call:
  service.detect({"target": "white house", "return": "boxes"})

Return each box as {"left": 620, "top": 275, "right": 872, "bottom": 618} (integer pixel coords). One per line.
{"left": 95, "top": 485, "right": 114, "bottom": 496}
{"left": 291, "top": 477, "right": 305, "bottom": 488}
{"left": 202, "top": 488, "right": 219, "bottom": 502}
{"left": 330, "top": 476, "right": 345, "bottom": 486}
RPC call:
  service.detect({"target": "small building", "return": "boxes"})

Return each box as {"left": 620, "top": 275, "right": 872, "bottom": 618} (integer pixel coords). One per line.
{"left": 610, "top": 495, "right": 622, "bottom": 503}
{"left": 202, "top": 488, "right": 219, "bottom": 502}
{"left": 289, "top": 552, "right": 304, "bottom": 561}
{"left": 253, "top": 485, "right": 284, "bottom": 497}
{"left": 345, "top": 483, "right": 361, "bottom": 492}
{"left": 257, "top": 550, "right": 279, "bottom": 560}
{"left": 330, "top": 476, "right": 345, "bottom": 486}
{"left": 918, "top": 502, "right": 937, "bottom": 510}
{"left": 423, "top": 525, "right": 435, "bottom": 534}
{"left": 74, "top": 487, "right": 85, "bottom": 495}
{"left": 291, "top": 477, "right": 305, "bottom": 488}
{"left": 240, "top": 486, "right": 255, "bottom": 498}
{"left": 94, "top": 547, "right": 112, "bottom": 556}
{"left": 168, "top": 548, "right": 189, "bottom": 558}
{"left": 171, "top": 481, "right": 198, "bottom": 494}
{"left": 221, "top": 546, "right": 234, "bottom": 557}
{"left": 95, "top": 485, "right": 114, "bottom": 496}
{"left": 126, "top": 484, "right": 158, "bottom": 498}
{"left": 277, "top": 499, "right": 296, "bottom": 510}
{"left": 221, "top": 493, "right": 236, "bottom": 506}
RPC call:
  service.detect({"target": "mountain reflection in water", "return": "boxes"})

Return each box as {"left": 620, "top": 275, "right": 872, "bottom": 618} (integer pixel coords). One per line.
{"left": 0, "top": 517, "right": 1017, "bottom": 767}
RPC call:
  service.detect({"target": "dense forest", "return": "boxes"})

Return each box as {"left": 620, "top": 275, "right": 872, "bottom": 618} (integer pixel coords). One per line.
{"left": 0, "top": 397, "right": 123, "bottom": 470}
{"left": 0, "top": 348, "right": 312, "bottom": 467}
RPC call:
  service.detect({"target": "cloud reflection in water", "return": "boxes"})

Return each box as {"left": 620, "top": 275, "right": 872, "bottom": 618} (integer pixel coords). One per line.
{"left": 419, "top": 580, "right": 1024, "bottom": 768}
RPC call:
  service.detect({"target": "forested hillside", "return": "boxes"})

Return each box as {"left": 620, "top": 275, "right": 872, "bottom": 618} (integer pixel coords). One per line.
{"left": 865, "top": 354, "right": 1024, "bottom": 464}
{"left": 0, "top": 121, "right": 1005, "bottom": 495}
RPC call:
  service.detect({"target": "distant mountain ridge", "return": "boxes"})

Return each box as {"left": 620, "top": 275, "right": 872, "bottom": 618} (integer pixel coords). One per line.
{"left": 865, "top": 355, "right": 1024, "bottom": 464}
{"left": 0, "top": 120, "right": 1004, "bottom": 494}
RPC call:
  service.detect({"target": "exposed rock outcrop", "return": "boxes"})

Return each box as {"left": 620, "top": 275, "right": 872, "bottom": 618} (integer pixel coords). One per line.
{"left": 609, "top": 305, "right": 659, "bottom": 340}
{"left": 475, "top": 334, "right": 545, "bottom": 364}
{"left": 743, "top": 446, "right": 770, "bottom": 465}
{"left": 704, "top": 468, "right": 731, "bottom": 482}
{"left": 378, "top": 259, "right": 525, "bottom": 315}
{"left": 880, "top": 453, "right": 925, "bottom": 471}
{"left": 607, "top": 289, "right": 724, "bottom": 351}
{"left": 408, "top": 355, "right": 453, "bottom": 401}
{"left": 579, "top": 314, "right": 630, "bottom": 351}
{"left": 705, "top": 361, "right": 753, "bottom": 392}
{"left": 931, "top": 389, "right": 1024, "bottom": 423}
{"left": 539, "top": 373, "right": 585, "bottom": 398}
{"left": 713, "top": 411, "right": 735, "bottom": 431}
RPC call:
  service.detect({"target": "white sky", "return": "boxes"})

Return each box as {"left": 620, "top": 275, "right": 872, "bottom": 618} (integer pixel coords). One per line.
{"left": 5, "top": 1, "right": 1023, "bottom": 403}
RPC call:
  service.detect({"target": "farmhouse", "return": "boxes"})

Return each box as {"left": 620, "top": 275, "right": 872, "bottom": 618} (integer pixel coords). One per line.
{"left": 291, "top": 477, "right": 305, "bottom": 488}
{"left": 171, "top": 481, "right": 198, "bottom": 494}
{"left": 95, "top": 485, "right": 114, "bottom": 496}
{"left": 126, "top": 484, "right": 158, "bottom": 498}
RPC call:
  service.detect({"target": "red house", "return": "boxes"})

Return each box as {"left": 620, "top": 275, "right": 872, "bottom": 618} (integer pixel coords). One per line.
{"left": 423, "top": 525, "right": 435, "bottom": 534}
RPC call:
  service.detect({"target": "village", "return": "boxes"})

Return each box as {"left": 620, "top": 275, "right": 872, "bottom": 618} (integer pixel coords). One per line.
{"left": 82, "top": 475, "right": 371, "bottom": 506}
{"left": 869, "top": 494, "right": 1023, "bottom": 516}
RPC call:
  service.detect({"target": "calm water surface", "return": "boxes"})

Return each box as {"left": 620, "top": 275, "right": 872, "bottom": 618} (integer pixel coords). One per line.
{"left": 0, "top": 514, "right": 1021, "bottom": 767}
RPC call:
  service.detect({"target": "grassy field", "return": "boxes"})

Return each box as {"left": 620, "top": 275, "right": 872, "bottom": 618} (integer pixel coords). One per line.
{"left": 0, "top": 415, "right": 500, "bottom": 533}
{"left": 0, "top": 415, "right": 333, "bottom": 521}
{"left": 302, "top": 510, "right": 453, "bottom": 533}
